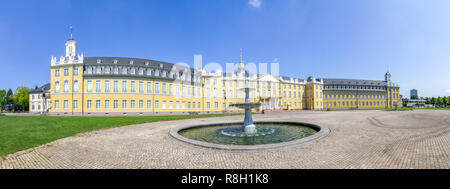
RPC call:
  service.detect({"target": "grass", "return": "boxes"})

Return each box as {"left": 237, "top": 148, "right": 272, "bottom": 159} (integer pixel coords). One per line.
{"left": 0, "top": 113, "right": 241, "bottom": 157}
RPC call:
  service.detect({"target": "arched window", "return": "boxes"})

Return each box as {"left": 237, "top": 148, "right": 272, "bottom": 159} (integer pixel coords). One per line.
{"left": 64, "top": 80, "right": 69, "bottom": 92}
{"left": 55, "top": 81, "right": 60, "bottom": 93}
{"left": 73, "top": 80, "right": 79, "bottom": 92}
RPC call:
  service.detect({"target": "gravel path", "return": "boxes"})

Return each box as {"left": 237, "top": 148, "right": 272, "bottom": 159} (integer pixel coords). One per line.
{"left": 1, "top": 110, "right": 449, "bottom": 169}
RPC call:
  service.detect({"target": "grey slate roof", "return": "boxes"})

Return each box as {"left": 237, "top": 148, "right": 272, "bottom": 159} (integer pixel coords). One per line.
{"left": 84, "top": 57, "right": 194, "bottom": 72}
{"left": 322, "top": 78, "right": 386, "bottom": 86}
{"left": 30, "top": 83, "right": 50, "bottom": 94}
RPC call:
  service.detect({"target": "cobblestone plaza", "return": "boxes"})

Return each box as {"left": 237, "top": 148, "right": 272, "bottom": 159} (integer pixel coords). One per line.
{"left": 1, "top": 110, "right": 449, "bottom": 169}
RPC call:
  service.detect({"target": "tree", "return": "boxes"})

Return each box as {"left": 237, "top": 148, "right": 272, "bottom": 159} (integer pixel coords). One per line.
{"left": 425, "top": 97, "right": 431, "bottom": 104}
{"left": 10, "top": 86, "right": 33, "bottom": 111}
{"left": 0, "top": 89, "right": 6, "bottom": 112}
{"left": 436, "top": 96, "right": 443, "bottom": 106}
{"left": 443, "top": 97, "right": 448, "bottom": 106}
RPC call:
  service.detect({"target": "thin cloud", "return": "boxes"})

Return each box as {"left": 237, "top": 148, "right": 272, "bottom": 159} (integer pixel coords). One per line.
{"left": 248, "top": 0, "right": 262, "bottom": 8}
{"left": 446, "top": 89, "right": 450, "bottom": 93}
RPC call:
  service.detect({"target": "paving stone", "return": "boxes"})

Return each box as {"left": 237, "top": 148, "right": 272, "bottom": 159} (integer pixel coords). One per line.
{"left": 1, "top": 110, "right": 449, "bottom": 169}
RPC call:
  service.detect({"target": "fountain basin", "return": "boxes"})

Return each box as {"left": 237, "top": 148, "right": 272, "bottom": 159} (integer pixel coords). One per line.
{"left": 170, "top": 121, "right": 330, "bottom": 150}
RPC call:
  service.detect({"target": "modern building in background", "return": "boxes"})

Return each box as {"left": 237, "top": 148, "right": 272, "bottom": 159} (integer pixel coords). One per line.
{"left": 410, "top": 89, "right": 418, "bottom": 99}
{"left": 29, "top": 83, "right": 51, "bottom": 113}
{"left": 48, "top": 34, "right": 401, "bottom": 115}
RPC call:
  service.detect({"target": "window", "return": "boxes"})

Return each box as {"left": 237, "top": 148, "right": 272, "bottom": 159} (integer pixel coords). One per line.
{"left": 64, "top": 100, "right": 68, "bottom": 109}
{"left": 105, "top": 80, "right": 110, "bottom": 92}
{"left": 170, "top": 101, "right": 174, "bottom": 109}
{"left": 114, "top": 81, "right": 119, "bottom": 92}
{"left": 206, "top": 102, "right": 210, "bottom": 109}
{"left": 96, "top": 80, "right": 101, "bottom": 92}
{"left": 87, "top": 100, "right": 92, "bottom": 110}
{"left": 55, "top": 69, "right": 60, "bottom": 77}
{"left": 55, "top": 81, "right": 60, "bottom": 93}
{"left": 176, "top": 101, "right": 179, "bottom": 109}
{"left": 215, "top": 102, "right": 218, "bottom": 109}
{"left": 169, "top": 84, "right": 173, "bottom": 95}
{"left": 114, "top": 100, "right": 118, "bottom": 109}
{"left": 131, "top": 81, "right": 136, "bottom": 93}
{"left": 74, "top": 100, "right": 78, "bottom": 109}
{"left": 64, "top": 80, "right": 69, "bottom": 92}
{"left": 162, "top": 83, "right": 166, "bottom": 94}
{"left": 87, "top": 80, "right": 92, "bottom": 92}
{"left": 182, "top": 102, "right": 185, "bottom": 109}
{"left": 73, "top": 80, "right": 79, "bottom": 92}
{"left": 155, "top": 100, "right": 159, "bottom": 109}
{"left": 122, "top": 100, "right": 127, "bottom": 110}
{"left": 147, "top": 100, "right": 151, "bottom": 109}
{"left": 55, "top": 100, "right": 59, "bottom": 110}
{"left": 131, "top": 100, "right": 135, "bottom": 109}
{"left": 139, "top": 81, "right": 144, "bottom": 93}
{"left": 105, "top": 100, "right": 110, "bottom": 110}
{"left": 139, "top": 100, "right": 143, "bottom": 109}
{"left": 198, "top": 102, "right": 201, "bottom": 109}
{"left": 206, "top": 88, "right": 210, "bottom": 97}
{"left": 155, "top": 83, "right": 160, "bottom": 94}
{"left": 96, "top": 100, "right": 101, "bottom": 110}
{"left": 64, "top": 69, "right": 69, "bottom": 76}
{"left": 122, "top": 81, "right": 127, "bottom": 93}
{"left": 73, "top": 68, "right": 78, "bottom": 76}
{"left": 147, "top": 82, "right": 152, "bottom": 93}
{"left": 162, "top": 101, "right": 166, "bottom": 109}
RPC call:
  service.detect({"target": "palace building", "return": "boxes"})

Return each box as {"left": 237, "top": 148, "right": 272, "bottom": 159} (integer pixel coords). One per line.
{"left": 49, "top": 34, "right": 401, "bottom": 115}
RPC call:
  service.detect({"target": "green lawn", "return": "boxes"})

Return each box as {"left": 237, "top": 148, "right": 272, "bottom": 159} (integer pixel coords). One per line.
{"left": 0, "top": 113, "right": 241, "bottom": 157}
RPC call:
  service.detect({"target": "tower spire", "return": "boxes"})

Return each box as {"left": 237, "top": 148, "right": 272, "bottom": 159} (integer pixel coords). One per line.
{"left": 240, "top": 48, "right": 243, "bottom": 63}
{"left": 69, "top": 26, "right": 73, "bottom": 40}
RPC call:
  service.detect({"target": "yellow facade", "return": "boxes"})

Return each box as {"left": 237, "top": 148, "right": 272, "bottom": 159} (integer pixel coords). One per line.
{"left": 49, "top": 38, "right": 400, "bottom": 114}
{"left": 50, "top": 65, "right": 400, "bottom": 114}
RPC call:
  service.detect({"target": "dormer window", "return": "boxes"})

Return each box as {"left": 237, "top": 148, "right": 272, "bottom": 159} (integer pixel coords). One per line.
{"left": 130, "top": 60, "right": 134, "bottom": 65}
{"left": 145, "top": 61, "right": 149, "bottom": 66}
{"left": 97, "top": 59, "right": 102, "bottom": 64}
{"left": 159, "top": 64, "right": 163, "bottom": 68}
{"left": 114, "top": 59, "right": 118, "bottom": 64}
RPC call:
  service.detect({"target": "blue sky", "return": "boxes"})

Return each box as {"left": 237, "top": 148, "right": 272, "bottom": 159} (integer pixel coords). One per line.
{"left": 0, "top": 0, "right": 449, "bottom": 97}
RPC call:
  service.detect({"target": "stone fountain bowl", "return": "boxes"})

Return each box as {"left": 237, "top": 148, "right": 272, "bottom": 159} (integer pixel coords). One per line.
{"left": 170, "top": 121, "right": 330, "bottom": 150}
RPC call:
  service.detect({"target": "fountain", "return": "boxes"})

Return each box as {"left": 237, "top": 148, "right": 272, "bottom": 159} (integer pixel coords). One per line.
{"left": 229, "top": 87, "right": 260, "bottom": 133}
{"left": 170, "top": 85, "right": 330, "bottom": 149}
{"left": 169, "top": 52, "right": 329, "bottom": 150}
